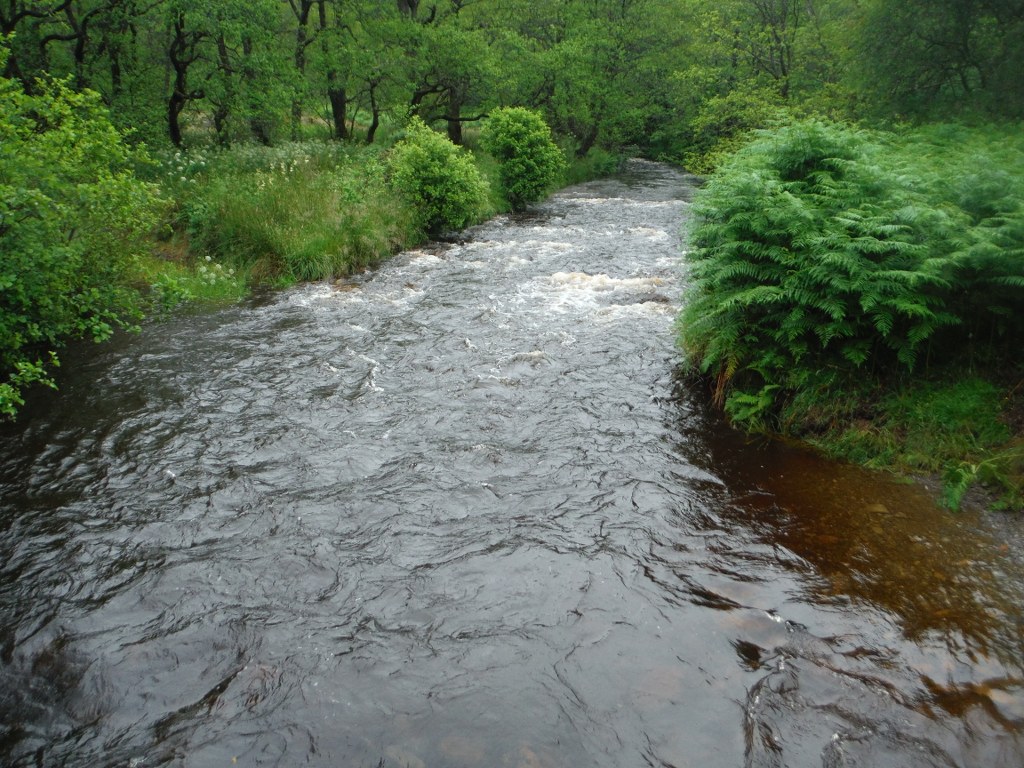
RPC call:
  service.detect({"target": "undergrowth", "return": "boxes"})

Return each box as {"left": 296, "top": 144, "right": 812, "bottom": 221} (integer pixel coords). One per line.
{"left": 177, "top": 143, "right": 420, "bottom": 283}
{"left": 801, "top": 375, "right": 1023, "bottom": 510}
{"left": 678, "top": 120, "right": 1024, "bottom": 509}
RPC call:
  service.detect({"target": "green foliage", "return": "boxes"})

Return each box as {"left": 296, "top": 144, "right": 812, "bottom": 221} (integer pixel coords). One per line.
{"left": 679, "top": 120, "right": 957, "bottom": 409}
{"left": 897, "top": 124, "right": 1024, "bottom": 356}
{"left": 849, "top": 0, "right": 1024, "bottom": 119}
{"left": 386, "top": 118, "right": 489, "bottom": 234}
{"left": 942, "top": 445, "right": 1024, "bottom": 512}
{"left": 480, "top": 107, "right": 566, "bottom": 211}
{"left": 143, "top": 255, "right": 247, "bottom": 310}
{"left": 466, "top": 148, "right": 513, "bottom": 217}
{"left": 0, "top": 354, "right": 59, "bottom": 420}
{"left": 880, "top": 379, "right": 1009, "bottom": 464}
{"left": 681, "top": 87, "right": 787, "bottom": 174}
{"left": 679, "top": 118, "right": 1024, "bottom": 508}
{"left": 723, "top": 384, "right": 780, "bottom": 432}
{"left": 184, "top": 143, "right": 418, "bottom": 282}
{"left": 563, "top": 148, "right": 626, "bottom": 185}
{"left": 680, "top": 121, "right": 1024, "bottom": 401}
{"left": 1, "top": 0, "right": 1020, "bottom": 164}
{"left": 807, "top": 377, "right": 1022, "bottom": 511}
{"left": 0, "top": 63, "right": 159, "bottom": 417}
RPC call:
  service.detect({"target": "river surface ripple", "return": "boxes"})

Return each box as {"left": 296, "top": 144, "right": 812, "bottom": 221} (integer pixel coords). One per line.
{"left": 1, "top": 160, "right": 1023, "bottom": 768}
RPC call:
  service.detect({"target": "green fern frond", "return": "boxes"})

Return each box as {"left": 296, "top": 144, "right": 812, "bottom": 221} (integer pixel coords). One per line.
{"left": 871, "top": 310, "right": 894, "bottom": 336}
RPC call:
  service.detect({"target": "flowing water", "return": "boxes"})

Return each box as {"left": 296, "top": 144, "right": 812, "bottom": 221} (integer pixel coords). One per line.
{"left": 1, "top": 160, "right": 1023, "bottom": 768}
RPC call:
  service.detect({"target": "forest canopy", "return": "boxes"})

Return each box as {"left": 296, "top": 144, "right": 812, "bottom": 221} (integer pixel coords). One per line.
{"left": 2, "top": 1, "right": 1021, "bottom": 155}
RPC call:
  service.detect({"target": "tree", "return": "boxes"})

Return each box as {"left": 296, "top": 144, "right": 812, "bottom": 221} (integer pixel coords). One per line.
{"left": 849, "top": 0, "right": 1024, "bottom": 118}
{"left": 395, "top": 2, "right": 500, "bottom": 144}
{"left": 0, "top": 51, "right": 158, "bottom": 417}
{"left": 481, "top": 107, "right": 565, "bottom": 210}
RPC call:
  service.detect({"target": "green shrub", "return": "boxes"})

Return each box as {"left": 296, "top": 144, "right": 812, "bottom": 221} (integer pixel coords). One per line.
{"left": 677, "top": 119, "right": 1024, "bottom": 508}
{"left": 480, "top": 107, "right": 566, "bottom": 211}
{"left": 0, "top": 61, "right": 159, "bottom": 417}
{"left": 678, "top": 120, "right": 957, "bottom": 415}
{"left": 386, "top": 118, "right": 489, "bottom": 233}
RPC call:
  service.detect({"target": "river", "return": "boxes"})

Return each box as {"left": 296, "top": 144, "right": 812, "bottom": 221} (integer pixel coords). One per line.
{"left": 1, "top": 160, "right": 1022, "bottom": 767}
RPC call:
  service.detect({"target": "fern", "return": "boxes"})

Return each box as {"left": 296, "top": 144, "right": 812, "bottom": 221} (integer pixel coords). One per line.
{"left": 679, "top": 119, "right": 1024, "bottom": 425}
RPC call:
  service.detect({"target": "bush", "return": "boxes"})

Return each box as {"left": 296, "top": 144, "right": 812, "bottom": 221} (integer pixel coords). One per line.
{"left": 386, "top": 118, "right": 489, "bottom": 233}
{"left": 0, "top": 62, "right": 159, "bottom": 417}
{"left": 677, "top": 119, "right": 1024, "bottom": 507}
{"left": 678, "top": 120, "right": 957, "bottom": 413}
{"left": 480, "top": 107, "right": 566, "bottom": 211}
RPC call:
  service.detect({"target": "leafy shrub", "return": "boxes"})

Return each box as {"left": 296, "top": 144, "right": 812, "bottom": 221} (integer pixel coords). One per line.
{"left": 0, "top": 62, "right": 159, "bottom": 417}
{"left": 678, "top": 119, "right": 1024, "bottom": 507}
{"left": 480, "top": 107, "right": 566, "bottom": 211}
{"left": 386, "top": 118, "right": 489, "bottom": 233}
{"left": 678, "top": 120, "right": 957, "bottom": 414}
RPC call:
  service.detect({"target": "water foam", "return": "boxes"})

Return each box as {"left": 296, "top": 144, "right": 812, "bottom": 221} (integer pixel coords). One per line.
{"left": 547, "top": 271, "right": 667, "bottom": 290}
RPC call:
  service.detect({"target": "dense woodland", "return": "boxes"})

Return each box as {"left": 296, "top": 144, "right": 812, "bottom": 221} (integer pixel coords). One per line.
{"left": 2, "top": 0, "right": 1023, "bottom": 505}
{"left": 3, "top": 0, "right": 1022, "bottom": 154}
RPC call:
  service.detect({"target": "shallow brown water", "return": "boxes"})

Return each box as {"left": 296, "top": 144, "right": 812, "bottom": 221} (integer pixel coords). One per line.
{"left": 1, "top": 160, "right": 1022, "bottom": 768}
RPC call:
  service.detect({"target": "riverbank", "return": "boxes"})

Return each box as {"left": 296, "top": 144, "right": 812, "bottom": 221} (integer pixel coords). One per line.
{"left": 138, "top": 139, "right": 623, "bottom": 307}
{"left": 0, "top": 92, "right": 619, "bottom": 420}
{"left": 791, "top": 372, "right": 1022, "bottom": 511}
{"left": 684, "top": 365, "right": 1023, "bottom": 512}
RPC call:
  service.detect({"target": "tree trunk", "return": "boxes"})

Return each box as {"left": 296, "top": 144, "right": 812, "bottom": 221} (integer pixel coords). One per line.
{"left": 168, "top": 87, "right": 186, "bottom": 147}
{"left": 446, "top": 92, "right": 463, "bottom": 144}
{"left": 328, "top": 86, "right": 348, "bottom": 139}
{"left": 366, "top": 81, "right": 380, "bottom": 143}
{"left": 167, "top": 12, "right": 198, "bottom": 148}
{"left": 316, "top": 0, "right": 347, "bottom": 140}
{"left": 575, "top": 124, "right": 599, "bottom": 158}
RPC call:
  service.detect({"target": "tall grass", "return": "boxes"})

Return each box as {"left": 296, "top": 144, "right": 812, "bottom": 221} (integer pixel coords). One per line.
{"left": 563, "top": 147, "right": 626, "bottom": 185}
{"left": 180, "top": 144, "right": 420, "bottom": 283}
